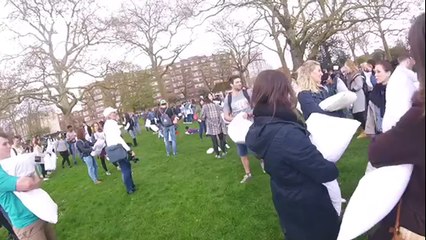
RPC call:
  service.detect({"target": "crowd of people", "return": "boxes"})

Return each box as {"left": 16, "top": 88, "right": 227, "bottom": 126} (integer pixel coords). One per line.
{"left": 0, "top": 12, "right": 424, "bottom": 240}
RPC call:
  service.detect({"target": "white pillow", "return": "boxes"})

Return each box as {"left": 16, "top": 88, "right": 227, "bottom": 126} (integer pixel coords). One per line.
{"left": 337, "top": 164, "right": 413, "bottom": 240}
{"left": 0, "top": 153, "right": 58, "bottom": 224}
{"left": 323, "top": 180, "right": 342, "bottom": 216}
{"left": 43, "top": 153, "right": 57, "bottom": 171}
{"left": 91, "top": 139, "right": 106, "bottom": 157}
{"left": 150, "top": 124, "right": 159, "bottom": 132}
{"left": 319, "top": 91, "right": 357, "bottom": 112}
{"left": 227, "top": 112, "right": 253, "bottom": 144}
{"left": 306, "top": 113, "right": 360, "bottom": 162}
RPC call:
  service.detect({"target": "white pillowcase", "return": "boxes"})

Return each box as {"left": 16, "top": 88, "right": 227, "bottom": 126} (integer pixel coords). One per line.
{"left": 337, "top": 164, "right": 413, "bottom": 240}
{"left": 319, "top": 91, "right": 357, "bottom": 112}
{"left": 0, "top": 153, "right": 58, "bottom": 224}
{"left": 306, "top": 113, "right": 360, "bottom": 163}
{"left": 227, "top": 112, "right": 253, "bottom": 144}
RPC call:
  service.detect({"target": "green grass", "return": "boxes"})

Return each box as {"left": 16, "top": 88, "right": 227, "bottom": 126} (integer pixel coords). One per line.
{"left": 1, "top": 125, "right": 369, "bottom": 240}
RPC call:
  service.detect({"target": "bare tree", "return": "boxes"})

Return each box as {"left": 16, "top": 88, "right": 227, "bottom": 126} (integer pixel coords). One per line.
{"left": 113, "top": 0, "right": 201, "bottom": 97}
{"left": 211, "top": 18, "right": 263, "bottom": 85}
{"left": 198, "top": 53, "right": 234, "bottom": 93}
{"left": 230, "top": 0, "right": 372, "bottom": 70}
{"left": 341, "top": 24, "right": 372, "bottom": 60}
{"left": 4, "top": 0, "right": 112, "bottom": 124}
{"left": 255, "top": 8, "right": 290, "bottom": 73}
{"left": 357, "top": 0, "right": 421, "bottom": 60}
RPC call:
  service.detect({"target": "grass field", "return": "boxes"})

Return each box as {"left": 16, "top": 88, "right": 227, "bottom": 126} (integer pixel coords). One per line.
{"left": 1, "top": 125, "right": 370, "bottom": 240}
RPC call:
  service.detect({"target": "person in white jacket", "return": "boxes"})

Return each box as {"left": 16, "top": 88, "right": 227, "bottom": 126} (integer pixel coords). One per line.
{"left": 382, "top": 54, "right": 418, "bottom": 132}
{"left": 103, "top": 107, "right": 136, "bottom": 194}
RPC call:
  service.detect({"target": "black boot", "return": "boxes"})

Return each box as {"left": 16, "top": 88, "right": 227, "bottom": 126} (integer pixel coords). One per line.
{"left": 133, "top": 138, "right": 138, "bottom": 147}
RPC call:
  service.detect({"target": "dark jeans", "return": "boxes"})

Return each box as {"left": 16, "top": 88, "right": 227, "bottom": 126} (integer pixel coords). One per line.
{"left": 99, "top": 156, "right": 109, "bottom": 172}
{"left": 0, "top": 209, "right": 16, "bottom": 238}
{"left": 40, "top": 164, "right": 46, "bottom": 178}
{"left": 211, "top": 133, "right": 226, "bottom": 155}
{"left": 198, "top": 121, "right": 206, "bottom": 139}
{"left": 59, "top": 151, "right": 71, "bottom": 167}
{"left": 353, "top": 111, "right": 366, "bottom": 130}
{"left": 117, "top": 158, "right": 135, "bottom": 193}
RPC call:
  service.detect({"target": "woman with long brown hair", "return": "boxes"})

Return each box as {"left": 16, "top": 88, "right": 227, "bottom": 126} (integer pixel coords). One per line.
{"left": 201, "top": 95, "right": 227, "bottom": 158}
{"left": 93, "top": 122, "right": 111, "bottom": 176}
{"left": 246, "top": 70, "right": 339, "bottom": 240}
{"left": 75, "top": 128, "right": 101, "bottom": 184}
{"left": 368, "top": 13, "right": 425, "bottom": 239}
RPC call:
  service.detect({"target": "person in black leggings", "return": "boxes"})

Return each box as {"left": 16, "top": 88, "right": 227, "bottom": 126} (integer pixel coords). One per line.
{"left": 93, "top": 122, "right": 111, "bottom": 175}
{"left": 201, "top": 96, "right": 227, "bottom": 158}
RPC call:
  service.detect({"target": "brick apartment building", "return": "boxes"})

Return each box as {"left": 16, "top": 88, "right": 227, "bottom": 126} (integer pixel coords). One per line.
{"left": 78, "top": 52, "right": 259, "bottom": 124}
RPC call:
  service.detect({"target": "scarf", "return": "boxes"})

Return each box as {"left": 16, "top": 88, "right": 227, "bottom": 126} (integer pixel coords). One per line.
{"left": 369, "top": 83, "right": 387, "bottom": 117}
{"left": 253, "top": 103, "right": 305, "bottom": 127}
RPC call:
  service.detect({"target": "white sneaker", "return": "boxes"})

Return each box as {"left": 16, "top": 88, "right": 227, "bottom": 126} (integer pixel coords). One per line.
{"left": 341, "top": 198, "right": 347, "bottom": 203}
{"left": 226, "top": 144, "right": 230, "bottom": 149}
{"left": 260, "top": 160, "right": 266, "bottom": 173}
{"left": 43, "top": 178, "right": 50, "bottom": 181}
{"left": 106, "top": 171, "right": 111, "bottom": 176}
{"left": 116, "top": 166, "right": 121, "bottom": 171}
{"left": 240, "top": 174, "right": 252, "bottom": 184}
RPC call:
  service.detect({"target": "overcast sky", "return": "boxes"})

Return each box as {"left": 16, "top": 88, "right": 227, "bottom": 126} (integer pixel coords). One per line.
{"left": 0, "top": 0, "right": 424, "bottom": 89}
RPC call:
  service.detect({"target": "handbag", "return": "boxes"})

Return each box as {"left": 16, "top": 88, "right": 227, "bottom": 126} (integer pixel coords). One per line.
{"left": 105, "top": 144, "right": 128, "bottom": 163}
{"left": 390, "top": 201, "right": 425, "bottom": 240}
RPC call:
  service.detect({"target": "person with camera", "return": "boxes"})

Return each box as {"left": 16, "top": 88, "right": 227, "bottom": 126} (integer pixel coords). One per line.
{"left": 103, "top": 107, "right": 137, "bottom": 194}
{"left": 0, "top": 132, "right": 57, "bottom": 240}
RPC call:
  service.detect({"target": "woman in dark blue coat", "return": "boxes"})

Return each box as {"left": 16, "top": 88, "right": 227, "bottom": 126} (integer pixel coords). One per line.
{"left": 296, "top": 60, "right": 344, "bottom": 120}
{"left": 246, "top": 70, "right": 340, "bottom": 240}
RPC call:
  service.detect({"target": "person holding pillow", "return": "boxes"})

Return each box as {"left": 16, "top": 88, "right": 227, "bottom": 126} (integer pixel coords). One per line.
{"left": 364, "top": 61, "right": 393, "bottom": 137}
{"left": 246, "top": 70, "right": 339, "bottom": 240}
{"left": 297, "top": 60, "right": 344, "bottom": 120}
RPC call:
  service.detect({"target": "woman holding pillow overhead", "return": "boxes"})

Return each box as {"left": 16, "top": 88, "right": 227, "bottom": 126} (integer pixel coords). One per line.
{"left": 246, "top": 70, "right": 339, "bottom": 240}
{"left": 297, "top": 60, "right": 344, "bottom": 120}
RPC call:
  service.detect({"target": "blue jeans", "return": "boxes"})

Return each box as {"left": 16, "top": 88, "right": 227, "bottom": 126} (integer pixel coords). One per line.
{"left": 83, "top": 156, "right": 99, "bottom": 183}
{"left": 163, "top": 125, "right": 177, "bottom": 155}
{"left": 117, "top": 158, "right": 135, "bottom": 192}
{"left": 198, "top": 121, "right": 206, "bottom": 139}
{"left": 68, "top": 142, "right": 77, "bottom": 164}
{"left": 128, "top": 129, "right": 137, "bottom": 139}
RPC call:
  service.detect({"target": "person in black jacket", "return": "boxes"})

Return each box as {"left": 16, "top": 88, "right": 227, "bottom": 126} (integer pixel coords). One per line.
{"left": 124, "top": 113, "right": 138, "bottom": 147}
{"left": 246, "top": 70, "right": 340, "bottom": 240}
{"left": 75, "top": 128, "right": 101, "bottom": 184}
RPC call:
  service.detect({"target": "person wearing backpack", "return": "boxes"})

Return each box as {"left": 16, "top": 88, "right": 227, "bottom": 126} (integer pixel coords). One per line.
{"left": 157, "top": 100, "right": 178, "bottom": 157}
{"left": 343, "top": 59, "right": 368, "bottom": 139}
{"left": 223, "top": 75, "right": 254, "bottom": 184}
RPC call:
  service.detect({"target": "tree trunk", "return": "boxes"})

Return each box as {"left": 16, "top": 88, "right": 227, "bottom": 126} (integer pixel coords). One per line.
{"left": 289, "top": 47, "right": 305, "bottom": 72}
{"left": 378, "top": 25, "right": 392, "bottom": 61}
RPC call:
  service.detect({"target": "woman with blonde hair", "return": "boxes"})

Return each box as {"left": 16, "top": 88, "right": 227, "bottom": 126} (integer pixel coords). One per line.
{"left": 343, "top": 59, "right": 367, "bottom": 138}
{"left": 297, "top": 60, "right": 344, "bottom": 120}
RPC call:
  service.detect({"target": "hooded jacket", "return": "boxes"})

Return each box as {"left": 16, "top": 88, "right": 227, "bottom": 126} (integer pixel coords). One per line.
{"left": 246, "top": 104, "right": 340, "bottom": 240}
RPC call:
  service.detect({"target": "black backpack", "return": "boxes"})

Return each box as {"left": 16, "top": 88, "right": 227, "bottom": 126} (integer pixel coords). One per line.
{"left": 350, "top": 73, "right": 369, "bottom": 97}
{"left": 227, "top": 89, "right": 251, "bottom": 113}
{"left": 160, "top": 108, "right": 174, "bottom": 127}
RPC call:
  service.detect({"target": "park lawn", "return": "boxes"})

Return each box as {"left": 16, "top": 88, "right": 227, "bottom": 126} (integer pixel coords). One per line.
{"left": 1, "top": 125, "right": 369, "bottom": 240}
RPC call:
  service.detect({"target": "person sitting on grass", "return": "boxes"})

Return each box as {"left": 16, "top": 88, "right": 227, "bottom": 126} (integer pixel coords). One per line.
{"left": 184, "top": 126, "right": 199, "bottom": 135}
